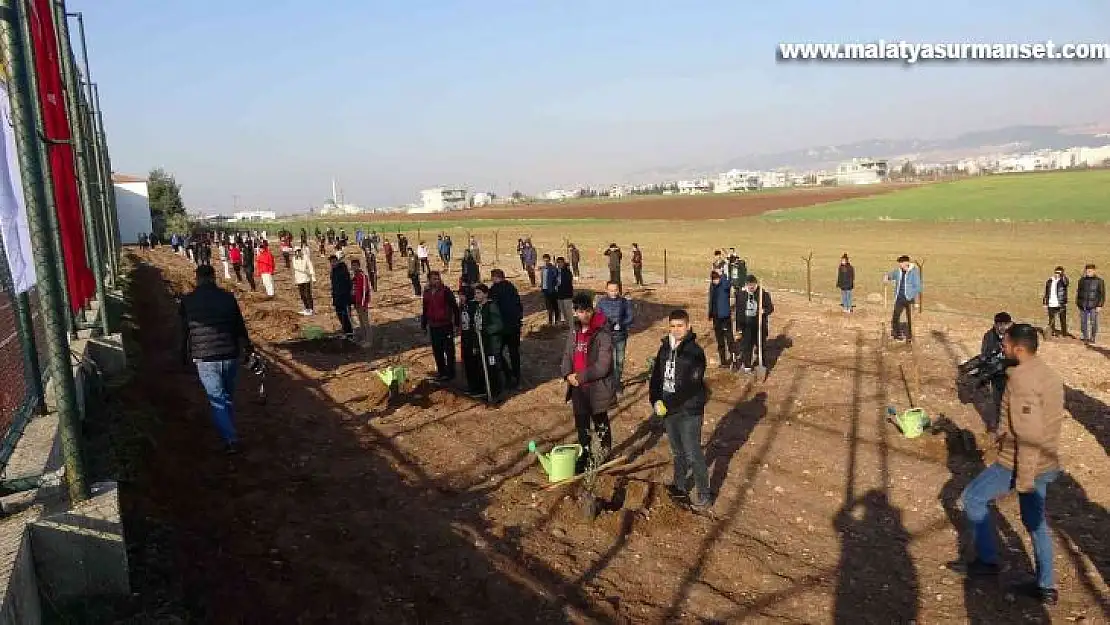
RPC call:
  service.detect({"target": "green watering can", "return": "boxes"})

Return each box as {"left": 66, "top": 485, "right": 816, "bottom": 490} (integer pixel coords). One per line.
{"left": 527, "top": 440, "right": 582, "bottom": 483}
{"left": 892, "top": 407, "right": 930, "bottom": 439}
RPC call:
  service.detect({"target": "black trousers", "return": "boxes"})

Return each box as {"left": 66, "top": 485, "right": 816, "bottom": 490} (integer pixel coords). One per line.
{"left": 570, "top": 385, "right": 612, "bottom": 473}
{"left": 609, "top": 268, "right": 621, "bottom": 286}
{"left": 1048, "top": 306, "right": 1068, "bottom": 336}
{"left": 282, "top": 252, "right": 291, "bottom": 269}
{"left": 410, "top": 274, "right": 422, "bottom": 296}
{"left": 543, "top": 293, "right": 559, "bottom": 324}
{"left": 633, "top": 265, "right": 644, "bottom": 286}
{"left": 297, "top": 282, "right": 313, "bottom": 310}
{"left": 420, "top": 258, "right": 430, "bottom": 273}
{"left": 526, "top": 265, "right": 536, "bottom": 286}
{"left": 429, "top": 326, "right": 455, "bottom": 379}
{"left": 244, "top": 268, "right": 256, "bottom": 291}
{"left": 712, "top": 316, "right": 735, "bottom": 365}
{"left": 232, "top": 263, "right": 242, "bottom": 281}
{"left": 500, "top": 328, "right": 521, "bottom": 384}
{"left": 571, "top": 260, "right": 580, "bottom": 277}
{"left": 464, "top": 339, "right": 502, "bottom": 398}
{"left": 737, "top": 317, "right": 767, "bottom": 368}
{"left": 892, "top": 296, "right": 913, "bottom": 340}
{"left": 335, "top": 303, "right": 354, "bottom": 336}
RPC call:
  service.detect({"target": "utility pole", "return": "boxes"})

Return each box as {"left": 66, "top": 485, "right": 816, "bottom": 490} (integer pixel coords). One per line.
{"left": 0, "top": 0, "right": 88, "bottom": 501}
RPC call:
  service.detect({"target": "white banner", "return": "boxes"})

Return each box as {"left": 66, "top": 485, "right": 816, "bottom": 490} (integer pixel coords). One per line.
{"left": 0, "top": 81, "right": 36, "bottom": 293}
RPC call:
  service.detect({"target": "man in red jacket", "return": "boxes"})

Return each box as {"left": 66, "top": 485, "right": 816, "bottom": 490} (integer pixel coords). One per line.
{"left": 421, "top": 271, "right": 460, "bottom": 381}
{"left": 350, "top": 258, "right": 373, "bottom": 346}
{"left": 256, "top": 241, "right": 276, "bottom": 297}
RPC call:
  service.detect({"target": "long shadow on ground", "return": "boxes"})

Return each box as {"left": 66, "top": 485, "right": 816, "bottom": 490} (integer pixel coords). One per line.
{"left": 110, "top": 255, "right": 614, "bottom": 624}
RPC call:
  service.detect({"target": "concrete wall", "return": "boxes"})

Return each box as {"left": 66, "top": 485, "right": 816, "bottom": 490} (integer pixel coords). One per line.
{"left": 113, "top": 181, "right": 152, "bottom": 244}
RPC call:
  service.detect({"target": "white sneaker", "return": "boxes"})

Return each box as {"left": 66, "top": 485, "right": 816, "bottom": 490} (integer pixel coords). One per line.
{"left": 298, "top": 309, "right": 310, "bottom": 316}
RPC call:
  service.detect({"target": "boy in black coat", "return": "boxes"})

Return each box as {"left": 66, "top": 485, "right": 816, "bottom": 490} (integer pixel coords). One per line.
{"left": 649, "top": 309, "right": 711, "bottom": 508}
{"left": 736, "top": 275, "right": 774, "bottom": 373}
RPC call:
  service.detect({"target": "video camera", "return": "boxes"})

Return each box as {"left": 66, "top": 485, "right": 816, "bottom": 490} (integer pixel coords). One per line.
{"left": 957, "top": 350, "right": 1014, "bottom": 387}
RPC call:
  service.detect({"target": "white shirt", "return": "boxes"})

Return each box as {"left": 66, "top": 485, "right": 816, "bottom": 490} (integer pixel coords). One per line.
{"left": 417, "top": 245, "right": 429, "bottom": 259}
{"left": 1048, "top": 277, "right": 1060, "bottom": 308}
{"left": 663, "top": 335, "right": 678, "bottom": 393}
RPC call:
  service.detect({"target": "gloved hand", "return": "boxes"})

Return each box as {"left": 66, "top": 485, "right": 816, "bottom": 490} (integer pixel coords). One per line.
{"left": 654, "top": 400, "right": 668, "bottom": 417}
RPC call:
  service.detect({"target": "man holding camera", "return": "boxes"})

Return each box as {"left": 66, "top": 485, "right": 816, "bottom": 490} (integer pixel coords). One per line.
{"left": 957, "top": 324, "right": 1064, "bottom": 606}
{"left": 980, "top": 312, "right": 1013, "bottom": 428}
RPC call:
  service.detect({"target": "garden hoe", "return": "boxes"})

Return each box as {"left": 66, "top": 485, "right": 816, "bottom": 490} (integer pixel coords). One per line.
{"left": 474, "top": 308, "right": 494, "bottom": 405}
{"left": 754, "top": 281, "right": 768, "bottom": 381}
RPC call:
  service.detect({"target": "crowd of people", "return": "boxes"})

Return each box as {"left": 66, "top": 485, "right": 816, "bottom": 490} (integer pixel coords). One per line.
{"left": 167, "top": 225, "right": 1091, "bottom": 607}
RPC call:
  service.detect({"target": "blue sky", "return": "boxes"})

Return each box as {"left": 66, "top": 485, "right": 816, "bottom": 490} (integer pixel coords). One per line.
{"left": 70, "top": 0, "right": 1109, "bottom": 213}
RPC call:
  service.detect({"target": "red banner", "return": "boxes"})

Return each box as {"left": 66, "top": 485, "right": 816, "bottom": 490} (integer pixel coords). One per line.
{"left": 27, "top": 0, "right": 92, "bottom": 313}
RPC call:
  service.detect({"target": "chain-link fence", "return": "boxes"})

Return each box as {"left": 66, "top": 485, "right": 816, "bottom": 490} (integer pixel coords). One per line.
{"left": 0, "top": 282, "right": 43, "bottom": 470}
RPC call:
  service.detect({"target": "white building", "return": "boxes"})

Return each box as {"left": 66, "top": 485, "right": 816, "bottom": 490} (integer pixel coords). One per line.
{"left": 232, "top": 210, "right": 277, "bottom": 222}
{"left": 609, "top": 185, "right": 627, "bottom": 198}
{"left": 677, "top": 178, "right": 712, "bottom": 194}
{"left": 111, "top": 173, "right": 153, "bottom": 243}
{"left": 543, "top": 189, "right": 577, "bottom": 201}
{"left": 410, "top": 187, "right": 468, "bottom": 213}
{"left": 471, "top": 191, "right": 495, "bottom": 207}
{"left": 714, "top": 170, "right": 760, "bottom": 192}
{"left": 835, "top": 158, "right": 888, "bottom": 185}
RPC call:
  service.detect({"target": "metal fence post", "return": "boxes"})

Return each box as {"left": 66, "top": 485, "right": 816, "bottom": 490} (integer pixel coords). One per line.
{"left": 53, "top": 0, "right": 108, "bottom": 335}
{"left": 1, "top": 0, "right": 88, "bottom": 501}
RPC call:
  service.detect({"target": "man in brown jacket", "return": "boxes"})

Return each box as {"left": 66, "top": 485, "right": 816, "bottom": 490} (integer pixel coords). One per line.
{"left": 560, "top": 293, "right": 616, "bottom": 474}
{"left": 956, "top": 324, "right": 1063, "bottom": 605}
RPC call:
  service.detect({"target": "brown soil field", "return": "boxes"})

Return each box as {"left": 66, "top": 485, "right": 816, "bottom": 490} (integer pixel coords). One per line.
{"left": 97, "top": 246, "right": 1108, "bottom": 624}
{"left": 360, "top": 185, "right": 904, "bottom": 221}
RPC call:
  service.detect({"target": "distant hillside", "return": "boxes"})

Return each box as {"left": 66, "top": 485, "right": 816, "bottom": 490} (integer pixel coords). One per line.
{"left": 630, "top": 124, "right": 1110, "bottom": 181}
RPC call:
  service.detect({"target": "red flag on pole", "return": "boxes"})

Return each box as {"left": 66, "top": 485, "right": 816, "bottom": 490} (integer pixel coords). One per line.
{"left": 27, "top": 0, "right": 93, "bottom": 313}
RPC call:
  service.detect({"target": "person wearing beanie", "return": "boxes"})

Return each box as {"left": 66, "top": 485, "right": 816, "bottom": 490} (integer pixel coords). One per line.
{"left": 1043, "top": 266, "right": 1069, "bottom": 338}
{"left": 884, "top": 254, "right": 922, "bottom": 342}
{"left": 980, "top": 311, "right": 1014, "bottom": 426}
{"left": 836, "top": 254, "right": 855, "bottom": 313}
{"left": 707, "top": 270, "right": 734, "bottom": 368}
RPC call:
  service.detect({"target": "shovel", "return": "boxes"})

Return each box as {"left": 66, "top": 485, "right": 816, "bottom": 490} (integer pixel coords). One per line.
{"left": 754, "top": 282, "right": 768, "bottom": 380}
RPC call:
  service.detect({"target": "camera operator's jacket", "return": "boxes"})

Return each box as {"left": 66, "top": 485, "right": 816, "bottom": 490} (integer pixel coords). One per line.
{"left": 997, "top": 356, "right": 1065, "bottom": 492}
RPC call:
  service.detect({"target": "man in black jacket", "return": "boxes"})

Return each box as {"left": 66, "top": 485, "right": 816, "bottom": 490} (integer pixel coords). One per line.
{"left": 980, "top": 312, "right": 1013, "bottom": 427}
{"left": 490, "top": 269, "right": 523, "bottom": 388}
{"left": 180, "top": 265, "right": 253, "bottom": 453}
{"left": 329, "top": 255, "right": 355, "bottom": 339}
{"left": 736, "top": 275, "right": 774, "bottom": 373}
{"left": 649, "top": 309, "right": 711, "bottom": 508}
{"left": 1076, "top": 264, "right": 1105, "bottom": 344}
{"left": 1043, "top": 266, "right": 1068, "bottom": 338}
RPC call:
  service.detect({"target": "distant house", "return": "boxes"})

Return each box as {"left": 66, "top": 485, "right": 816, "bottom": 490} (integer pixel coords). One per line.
{"left": 111, "top": 173, "right": 153, "bottom": 243}
{"left": 231, "top": 210, "right": 277, "bottom": 222}
{"left": 410, "top": 188, "right": 468, "bottom": 213}
{"left": 835, "top": 158, "right": 888, "bottom": 185}
{"left": 677, "top": 179, "right": 712, "bottom": 194}
{"left": 471, "top": 191, "right": 495, "bottom": 207}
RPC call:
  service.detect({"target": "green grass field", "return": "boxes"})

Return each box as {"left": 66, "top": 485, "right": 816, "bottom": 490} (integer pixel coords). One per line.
{"left": 765, "top": 169, "right": 1110, "bottom": 222}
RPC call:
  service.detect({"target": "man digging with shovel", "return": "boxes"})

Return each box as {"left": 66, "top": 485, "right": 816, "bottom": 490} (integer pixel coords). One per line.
{"left": 737, "top": 275, "right": 774, "bottom": 377}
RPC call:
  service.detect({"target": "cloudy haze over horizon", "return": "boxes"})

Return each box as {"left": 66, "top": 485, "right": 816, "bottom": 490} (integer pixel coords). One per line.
{"left": 73, "top": 0, "right": 1110, "bottom": 213}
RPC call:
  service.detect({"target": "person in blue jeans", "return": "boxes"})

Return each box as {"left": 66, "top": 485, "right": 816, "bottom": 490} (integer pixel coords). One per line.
{"left": 595, "top": 281, "right": 633, "bottom": 393}
{"left": 836, "top": 254, "right": 855, "bottom": 313}
{"left": 648, "top": 309, "right": 710, "bottom": 508}
{"left": 180, "top": 264, "right": 254, "bottom": 454}
{"left": 956, "top": 324, "right": 1065, "bottom": 606}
